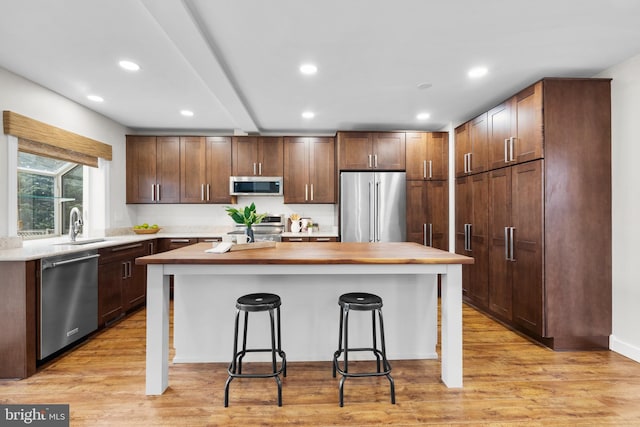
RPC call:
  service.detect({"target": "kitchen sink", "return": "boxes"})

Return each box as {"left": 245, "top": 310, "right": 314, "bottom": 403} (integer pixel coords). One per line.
{"left": 55, "top": 238, "right": 107, "bottom": 245}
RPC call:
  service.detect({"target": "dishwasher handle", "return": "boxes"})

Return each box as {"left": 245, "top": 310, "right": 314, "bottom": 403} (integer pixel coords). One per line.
{"left": 42, "top": 254, "right": 100, "bottom": 270}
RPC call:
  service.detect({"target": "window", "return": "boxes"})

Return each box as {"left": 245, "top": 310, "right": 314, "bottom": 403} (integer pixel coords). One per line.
{"left": 17, "top": 152, "right": 84, "bottom": 240}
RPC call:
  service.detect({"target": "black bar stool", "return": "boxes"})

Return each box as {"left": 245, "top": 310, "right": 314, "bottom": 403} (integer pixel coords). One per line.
{"left": 332, "top": 292, "right": 395, "bottom": 406}
{"left": 224, "top": 293, "right": 287, "bottom": 407}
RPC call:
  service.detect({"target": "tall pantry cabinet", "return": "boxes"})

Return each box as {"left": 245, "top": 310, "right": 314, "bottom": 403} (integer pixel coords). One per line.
{"left": 455, "top": 78, "right": 611, "bottom": 350}
{"left": 405, "top": 132, "right": 449, "bottom": 250}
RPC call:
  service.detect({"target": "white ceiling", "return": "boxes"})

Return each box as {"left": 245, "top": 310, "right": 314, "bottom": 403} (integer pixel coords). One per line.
{"left": 1, "top": 0, "right": 640, "bottom": 135}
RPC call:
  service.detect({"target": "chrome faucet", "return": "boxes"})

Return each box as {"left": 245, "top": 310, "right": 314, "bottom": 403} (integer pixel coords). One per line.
{"left": 69, "top": 207, "right": 83, "bottom": 241}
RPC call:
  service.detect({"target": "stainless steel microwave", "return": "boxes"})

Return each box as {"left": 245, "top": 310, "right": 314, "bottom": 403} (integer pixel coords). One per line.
{"left": 229, "top": 176, "right": 283, "bottom": 196}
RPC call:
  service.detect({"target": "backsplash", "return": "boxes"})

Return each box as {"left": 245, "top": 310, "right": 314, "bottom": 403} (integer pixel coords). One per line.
{"left": 126, "top": 197, "right": 338, "bottom": 232}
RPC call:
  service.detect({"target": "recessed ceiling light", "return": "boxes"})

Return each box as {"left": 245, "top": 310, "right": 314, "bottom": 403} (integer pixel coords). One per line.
{"left": 299, "top": 64, "right": 318, "bottom": 75}
{"left": 119, "top": 60, "right": 140, "bottom": 71}
{"left": 417, "top": 82, "right": 432, "bottom": 90}
{"left": 468, "top": 66, "right": 488, "bottom": 78}
{"left": 180, "top": 110, "right": 194, "bottom": 117}
{"left": 416, "top": 112, "right": 430, "bottom": 120}
{"left": 87, "top": 94, "right": 104, "bottom": 102}
{"left": 302, "top": 111, "right": 315, "bottom": 119}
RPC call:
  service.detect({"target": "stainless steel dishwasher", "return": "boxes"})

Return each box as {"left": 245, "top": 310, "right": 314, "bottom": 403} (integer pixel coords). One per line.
{"left": 39, "top": 250, "right": 99, "bottom": 360}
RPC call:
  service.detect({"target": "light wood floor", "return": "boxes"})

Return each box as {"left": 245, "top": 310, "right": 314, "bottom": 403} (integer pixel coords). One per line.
{"left": 2, "top": 303, "right": 640, "bottom": 426}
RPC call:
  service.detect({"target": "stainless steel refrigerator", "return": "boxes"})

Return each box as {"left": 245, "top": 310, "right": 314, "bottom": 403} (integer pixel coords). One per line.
{"left": 340, "top": 171, "right": 406, "bottom": 242}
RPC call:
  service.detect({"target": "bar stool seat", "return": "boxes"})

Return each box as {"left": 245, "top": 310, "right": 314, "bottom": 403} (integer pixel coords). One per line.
{"left": 224, "top": 293, "right": 287, "bottom": 407}
{"left": 332, "top": 292, "right": 395, "bottom": 406}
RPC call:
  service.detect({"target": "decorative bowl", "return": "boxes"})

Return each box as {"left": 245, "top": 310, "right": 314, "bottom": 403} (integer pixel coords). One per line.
{"left": 133, "top": 228, "right": 161, "bottom": 234}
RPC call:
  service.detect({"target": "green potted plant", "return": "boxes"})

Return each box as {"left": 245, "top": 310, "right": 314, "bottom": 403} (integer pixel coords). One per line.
{"left": 225, "top": 202, "right": 267, "bottom": 243}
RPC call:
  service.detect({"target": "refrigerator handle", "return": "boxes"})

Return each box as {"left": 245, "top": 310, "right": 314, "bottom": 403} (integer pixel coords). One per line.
{"left": 375, "top": 180, "right": 381, "bottom": 242}
{"left": 368, "top": 181, "right": 374, "bottom": 242}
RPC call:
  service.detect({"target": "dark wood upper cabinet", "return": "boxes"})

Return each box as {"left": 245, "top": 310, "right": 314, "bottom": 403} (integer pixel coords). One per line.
{"left": 179, "top": 136, "right": 232, "bottom": 203}
{"left": 488, "top": 81, "right": 543, "bottom": 169}
{"left": 338, "top": 132, "right": 405, "bottom": 171}
{"left": 406, "top": 132, "right": 448, "bottom": 180}
{"left": 283, "top": 137, "right": 335, "bottom": 203}
{"left": 126, "top": 136, "right": 180, "bottom": 203}
{"left": 232, "top": 136, "right": 283, "bottom": 176}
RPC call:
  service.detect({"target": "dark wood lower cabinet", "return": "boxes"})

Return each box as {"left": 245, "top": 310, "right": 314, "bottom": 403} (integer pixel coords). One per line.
{"left": 488, "top": 161, "right": 543, "bottom": 335}
{"left": 98, "top": 240, "right": 156, "bottom": 327}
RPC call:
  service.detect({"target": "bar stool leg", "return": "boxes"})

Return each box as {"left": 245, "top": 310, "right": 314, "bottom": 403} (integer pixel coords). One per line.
{"left": 372, "top": 310, "right": 381, "bottom": 373}
{"left": 377, "top": 308, "right": 395, "bottom": 404}
{"left": 238, "top": 311, "right": 249, "bottom": 374}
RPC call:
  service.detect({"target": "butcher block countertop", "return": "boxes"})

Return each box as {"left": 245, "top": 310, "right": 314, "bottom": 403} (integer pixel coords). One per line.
{"left": 136, "top": 241, "right": 474, "bottom": 265}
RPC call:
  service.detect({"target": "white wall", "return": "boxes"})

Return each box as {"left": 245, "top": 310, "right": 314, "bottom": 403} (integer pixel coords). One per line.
{"left": 0, "top": 66, "right": 131, "bottom": 237}
{"left": 598, "top": 54, "right": 640, "bottom": 362}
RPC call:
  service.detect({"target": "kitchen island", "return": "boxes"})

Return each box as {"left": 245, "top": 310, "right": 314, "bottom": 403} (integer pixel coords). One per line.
{"left": 136, "top": 241, "right": 473, "bottom": 395}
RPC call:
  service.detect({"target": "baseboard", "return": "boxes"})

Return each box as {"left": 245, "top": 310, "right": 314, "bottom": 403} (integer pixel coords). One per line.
{"left": 610, "top": 335, "right": 640, "bottom": 363}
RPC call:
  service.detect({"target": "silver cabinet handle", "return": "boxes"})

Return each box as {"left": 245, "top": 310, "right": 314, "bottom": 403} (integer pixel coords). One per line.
{"left": 305, "top": 184, "right": 308, "bottom": 201}
{"left": 504, "top": 139, "right": 509, "bottom": 163}
{"left": 423, "top": 160, "right": 427, "bottom": 179}
{"left": 201, "top": 184, "right": 205, "bottom": 201}
{"left": 315, "top": 237, "right": 331, "bottom": 242}
{"left": 467, "top": 153, "right": 472, "bottom": 173}
{"left": 374, "top": 154, "right": 378, "bottom": 168}
{"left": 504, "top": 227, "right": 510, "bottom": 260}
{"left": 148, "top": 242, "right": 155, "bottom": 253}
{"left": 310, "top": 184, "right": 314, "bottom": 201}
{"left": 259, "top": 162, "right": 262, "bottom": 175}
{"left": 368, "top": 154, "right": 372, "bottom": 168}
{"left": 288, "top": 238, "right": 304, "bottom": 242}
{"left": 156, "top": 184, "right": 161, "bottom": 201}
{"left": 509, "top": 137, "right": 515, "bottom": 162}
{"left": 509, "top": 227, "right": 515, "bottom": 261}
{"left": 253, "top": 162, "right": 257, "bottom": 175}
{"left": 170, "top": 239, "right": 190, "bottom": 243}
{"left": 468, "top": 223, "right": 472, "bottom": 251}
{"left": 423, "top": 223, "right": 427, "bottom": 246}
{"left": 151, "top": 184, "right": 156, "bottom": 201}
{"left": 207, "top": 184, "right": 210, "bottom": 201}
{"left": 429, "top": 160, "right": 433, "bottom": 179}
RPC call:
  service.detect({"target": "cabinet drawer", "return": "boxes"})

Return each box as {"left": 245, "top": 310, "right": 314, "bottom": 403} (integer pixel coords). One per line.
{"left": 282, "top": 236, "right": 338, "bottom": 242}
{"left": 99, "top": 242, "right": 148, "bottom": 264}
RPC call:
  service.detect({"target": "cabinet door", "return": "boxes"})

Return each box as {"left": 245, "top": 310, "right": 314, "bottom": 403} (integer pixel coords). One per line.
{"left": 372, "top": 132, "right": 405, "bottom": 170}
{"left": 283, "top": 137, "right": 309, "bottom": 203}
{"left": 180, "top": 136, "right": 206, "bottom": 203}
{"left": 405, "top": 132, "right": 427, "bottom": 180}
{"left": 232, "top": 136, "right": 259, "bottom": 176}
{"left": 488, "top": 99, "right": 515, "bottom": 169}
{"left": 156, "top": 137, "right": 180, "bottom": 203}
{"left": 338, "top": 132, "right": 372, "bottom": 170}
{"left": 454, "top": 124, "right": 470, "bottom": 177}
{"left": 455, "top": 177, "right": 472, "bottom": 298}
{"left": 126, "top": 136, "right": 157, "bottom": 203}
{"left": 425, "top": 180, "right": 448, "bottom": 250}
{"left": 469, "top": 113, "right": 488, "bottom": 174}
{"left": 258, "top": 137, "right": 284, "bottom": 176}
{"left": 406, "top": 180, "right": 427, "bottom": 244}
{"left": 488, "top": 167, "right": 512, "bottom": 320}
{"left": 514, "top": 82, "right": 543, "bottom": 164}
{"left": 427, "top": 132, "right": 448, "bottom": 180}
{"left": 511, "top": 160, "right": 543, "bottom": 335}
{"left": 469, "top": 172, "right": 489, "bottom": 308}
{"left": 98, "top": 261, "right": 123, "bottom": 326}
{"left": 309, "top": 137, "right": 335, "bottom": 203}
{"left": 205, "top": 136, "right": 232, "bottom": 203}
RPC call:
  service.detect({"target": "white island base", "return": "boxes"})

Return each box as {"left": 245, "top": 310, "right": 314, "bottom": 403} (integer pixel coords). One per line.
{"left": 173, "top": 272, "right": 439, "bottom": 363}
